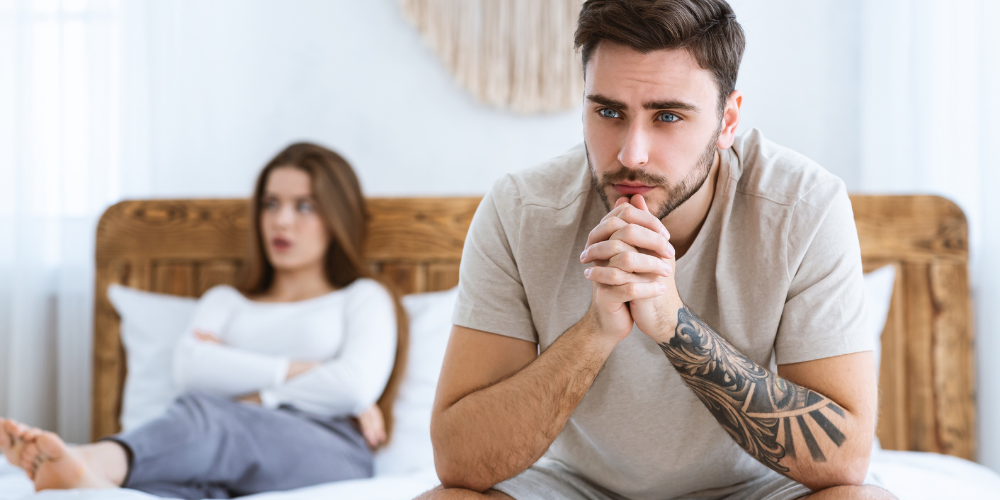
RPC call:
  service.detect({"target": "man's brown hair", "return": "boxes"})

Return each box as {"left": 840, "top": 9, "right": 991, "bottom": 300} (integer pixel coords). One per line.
{"left": 574, "top": 0, "right": 745, "bottom": 112}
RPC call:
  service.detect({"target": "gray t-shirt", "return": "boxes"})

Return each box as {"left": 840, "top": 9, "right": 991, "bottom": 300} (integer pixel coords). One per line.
{"left": 452, "top": 128, "right": 873, "bottom": 499}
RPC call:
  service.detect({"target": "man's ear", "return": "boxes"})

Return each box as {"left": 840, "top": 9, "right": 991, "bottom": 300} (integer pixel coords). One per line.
{"left": 717, "top": 90, "right": 742, "bottom": 150}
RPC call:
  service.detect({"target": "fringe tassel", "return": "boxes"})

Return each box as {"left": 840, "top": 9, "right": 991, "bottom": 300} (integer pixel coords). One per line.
{"left": 399, "top": 0, "right": 585, "bottom": 114}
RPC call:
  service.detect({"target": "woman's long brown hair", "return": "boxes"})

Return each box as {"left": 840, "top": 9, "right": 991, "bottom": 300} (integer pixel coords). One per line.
{"left": 241, "top": 142, "right": 409, "bottom": 447}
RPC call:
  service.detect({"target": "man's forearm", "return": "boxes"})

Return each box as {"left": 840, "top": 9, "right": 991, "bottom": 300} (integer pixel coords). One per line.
{"left": 432, "top": 314, "right": 614, "bottom": 491}
{"left": 657, "top": 307, "right": 870, "bottom": 490}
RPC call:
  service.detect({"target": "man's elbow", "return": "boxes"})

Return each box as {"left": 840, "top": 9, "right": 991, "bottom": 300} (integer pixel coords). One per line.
{"left": 804, "top": 450, "right": 871, "bottom": 491}
{"left": 840, "top": 451, "right": 872, "bottom": 486}
{"left": 830, "top": 457, "right": 870, "bottom": 488}
{"left": 431, "top": 444, "right": 494, "bottom": 492}
{"left": 434, "top": 459, "right": 493, "bottom": 492}
{"left": 430, "top": 415, "right": 494, "bottom": 492}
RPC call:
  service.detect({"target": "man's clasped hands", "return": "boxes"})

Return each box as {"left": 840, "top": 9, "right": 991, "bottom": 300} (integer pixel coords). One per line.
{"left": 581, "top": 194, "right": 685, "bottom": 346}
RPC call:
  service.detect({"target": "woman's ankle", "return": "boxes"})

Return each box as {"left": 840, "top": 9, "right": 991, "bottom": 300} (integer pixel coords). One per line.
{"left": 76, "top": 442, "right": 128, "bottom": 486}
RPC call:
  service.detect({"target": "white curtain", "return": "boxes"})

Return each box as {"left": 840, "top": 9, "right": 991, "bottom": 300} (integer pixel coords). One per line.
{"left": 858, "top": 0, "right": 1000, "bottom": 471}
{"left": 0, "top": 0, "right": 150, "bottom": 444}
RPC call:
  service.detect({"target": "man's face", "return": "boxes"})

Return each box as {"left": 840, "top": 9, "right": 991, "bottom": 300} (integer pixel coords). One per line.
{"left": 583, "top": 43, "right": 727, "bottom": 219}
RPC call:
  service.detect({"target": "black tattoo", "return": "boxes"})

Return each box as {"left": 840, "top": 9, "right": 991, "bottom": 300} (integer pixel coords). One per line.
{"left": 782, "top": 417, "right": 796, "bottom": 459}
{"left": 798, "top": 414, "right": 825, "bottom": 461}
{"left": 658, "top": 307, "right": 846, "bottom": 474}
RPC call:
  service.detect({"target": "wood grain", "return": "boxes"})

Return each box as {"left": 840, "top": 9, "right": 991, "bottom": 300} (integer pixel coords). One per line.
{"left": 379, "top": 263, "right": 427, "bottom": 295}
{"left": 196, "top": 261, "right": 241, "bottom": 295}
{"left": 91, "top": 262, "right": 127, "bottom": 440}
{"left": 850, "top": 195, "right": 968, "bottom": 263}
{"left": 851, "top": 196, "right": 975, "bottom": 459}
{"left": 929, "top": 261, "right": 976, "bottom": 458}
{"left": 92, "top": 194, "right": 977, "bottom": 463}
{"left": 365, "top": 197, "right": 481, "bottom": 261}
{"left": 96, "top": 200, "right": 250, "bottom": 263}
{"left": 427, "top": 262, "right": 461, "bottom": 292}
{"left": 903, "top": 262, "right": 938, "bottom": 452}
{"left": 152, "top": 263, "right": 195, "bottom": 296}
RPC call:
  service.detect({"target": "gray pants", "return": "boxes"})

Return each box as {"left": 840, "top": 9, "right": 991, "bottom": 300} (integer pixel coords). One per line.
{"left": 493, "top": 458, "right": 811, "bottom": 500}
{"left": 108, "top": 392, "right": 372, "bottom": 500}
{"left": 494, "top": 458, "right": 887, "bottom": 500}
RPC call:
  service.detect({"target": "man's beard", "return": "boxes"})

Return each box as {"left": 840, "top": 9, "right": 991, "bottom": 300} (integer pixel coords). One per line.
{"left": 588, "top": 128, "right": 721, "bottom": 220}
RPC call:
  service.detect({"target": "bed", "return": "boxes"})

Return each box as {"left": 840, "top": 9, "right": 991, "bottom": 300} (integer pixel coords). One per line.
{"left": 1, "top": 195, "right": 998, "bottom": 499}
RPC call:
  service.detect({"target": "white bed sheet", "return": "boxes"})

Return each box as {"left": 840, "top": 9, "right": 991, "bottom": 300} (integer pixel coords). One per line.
{"left": 1, "top": 449, "right": 998, "bottom": 500}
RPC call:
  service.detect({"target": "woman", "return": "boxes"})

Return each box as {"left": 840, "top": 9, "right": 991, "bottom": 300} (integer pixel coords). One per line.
{"left": 0, "top": 143, "right": 408, "bottom": 499}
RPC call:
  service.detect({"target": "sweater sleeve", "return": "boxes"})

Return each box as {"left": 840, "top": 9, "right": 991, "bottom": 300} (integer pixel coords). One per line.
{"left": 173, "top": 286, "right": 290, "bottom": 397}
{"left": 259, "top": 279, "right": 398, "bottom": 417}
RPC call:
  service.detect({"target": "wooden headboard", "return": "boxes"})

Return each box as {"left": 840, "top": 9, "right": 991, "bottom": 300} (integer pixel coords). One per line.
{"left": 92, "top": 195, "right": 976, "bottom": 462}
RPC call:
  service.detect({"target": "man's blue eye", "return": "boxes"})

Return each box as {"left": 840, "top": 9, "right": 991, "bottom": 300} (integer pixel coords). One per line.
{"left": 657, "top": 113, "right": 679, "bottom": 123}
{"left": 599, "top": 108, "right": 620, "bottom": 119}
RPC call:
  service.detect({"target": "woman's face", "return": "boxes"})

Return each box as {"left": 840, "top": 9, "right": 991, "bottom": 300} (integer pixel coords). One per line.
{"left": 259, "top": 166, "right": 331, "bottom": 273}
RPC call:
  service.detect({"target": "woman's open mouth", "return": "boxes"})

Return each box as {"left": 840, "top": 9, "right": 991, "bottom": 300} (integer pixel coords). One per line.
{"left": 271, "top": 237, "right": 292, "bottom": 251}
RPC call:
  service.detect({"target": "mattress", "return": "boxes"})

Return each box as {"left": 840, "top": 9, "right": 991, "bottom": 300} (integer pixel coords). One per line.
{"left": 1, "top": 449, "right": 998, "bottom": 499}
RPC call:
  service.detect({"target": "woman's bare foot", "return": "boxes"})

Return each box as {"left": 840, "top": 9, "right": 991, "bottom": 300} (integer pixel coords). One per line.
{"left": 19, "top": 430, "right": 114, "bottom": 491}
{"left": 0, "top": 419, "right": 31, "bottom": 469}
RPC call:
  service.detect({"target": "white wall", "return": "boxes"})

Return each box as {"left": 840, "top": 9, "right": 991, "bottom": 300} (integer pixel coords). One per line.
{"left": 732, "top": 0, "right": 861, "bottom": 187}
{"left": 137, "top": 0, "right": 862, "bottom": 199}
{"left": 977, "top": 0, "right": 1000, "bottom": 472}
{"left": 138, "top": 0, "right": 582, "bottom": 199}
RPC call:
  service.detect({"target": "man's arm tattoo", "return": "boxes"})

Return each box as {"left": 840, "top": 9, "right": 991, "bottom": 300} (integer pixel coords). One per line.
{"left": 657, "top": 307, "right": 846, "bottom": 473}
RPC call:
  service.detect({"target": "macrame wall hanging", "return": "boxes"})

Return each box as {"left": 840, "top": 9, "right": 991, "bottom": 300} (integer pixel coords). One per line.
{"left": 399, "top": 0, "right": 585, "bottom": 114}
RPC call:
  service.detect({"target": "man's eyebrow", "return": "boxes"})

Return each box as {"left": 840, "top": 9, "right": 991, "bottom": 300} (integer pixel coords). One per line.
{"left": 586, "top": 93, "right": 700, "bottom": 113}
{"left": 586, "top": 93, "right": 628, "bottom": 110}
{"left": 643, "top": 99, "right": 699, "bottom": 112}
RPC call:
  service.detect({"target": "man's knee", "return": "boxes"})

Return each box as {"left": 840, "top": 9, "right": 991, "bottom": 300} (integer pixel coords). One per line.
{"left": 804, "top": 484, "right": 897, "bottom": 499}
{"left": 414, "top": 485, "right": 514, "bottom": 500}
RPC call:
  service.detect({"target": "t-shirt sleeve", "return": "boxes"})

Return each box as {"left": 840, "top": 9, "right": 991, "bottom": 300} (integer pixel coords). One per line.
{"left": 452, "top": 176, "right": 538, "bottom": 343}
{"left": 774, "top": 179, "right": 874, "bottom": 365}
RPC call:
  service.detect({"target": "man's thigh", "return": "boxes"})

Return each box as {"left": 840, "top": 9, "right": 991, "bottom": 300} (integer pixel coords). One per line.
{"left": 802, "top": 485, "right": 897, "bottom": 499}
{"left": 701, "top": 469, "right": 811, "bottom": 500}
{"left": 418, "top": 459, "right": 620, "bottom": 500}
{"left": 491, "top": 459, "right": 624, "bottom": 500}
{"left": 709, "top": 469, "right": 894, "bottom": 500}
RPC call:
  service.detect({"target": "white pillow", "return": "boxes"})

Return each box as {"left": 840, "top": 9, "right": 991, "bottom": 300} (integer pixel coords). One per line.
{"left": 862, "top": 265, "right": 896, "bottom": 451}
{"left": 107, "top": 284, "right": 197, "bottom": 432}
{"left": 864, "top": 265, "right": 897, "bottom": 376}
{"left": 374, "top": 287, "right": 458, "bottom": 476}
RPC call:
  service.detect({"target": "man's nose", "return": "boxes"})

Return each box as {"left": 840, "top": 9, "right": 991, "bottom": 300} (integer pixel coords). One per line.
{"left": 618, "top": 122, "right": 649, "bottom": 169}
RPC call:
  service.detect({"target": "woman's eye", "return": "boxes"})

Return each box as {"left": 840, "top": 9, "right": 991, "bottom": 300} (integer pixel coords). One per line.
{"left": 297, "top": 201, "right": 314, "bottom": 213}
{"left": 657, "top": 112, "right": 679, "bottom": 123}
{"left": 599, "top": 108, "right": 620, "bottom": 119}
{"left": 263, "top": 199, "right": 279, "bottom": 211}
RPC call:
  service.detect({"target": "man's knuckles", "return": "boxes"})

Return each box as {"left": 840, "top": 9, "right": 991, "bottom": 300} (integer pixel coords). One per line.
{"left": 609, "top": 251, "right": 661, "bottom": 274}
{"left": 587, "top": 217, "right": 627, "bottom": 245}
{"left": 583, "top": 239, "right": 633, "bottom": 262}
{"left": 608, "top": 223, "right": 671, "bottom": 256}
{"left": 616, "top": 204, "right": 671, "bottom": 239}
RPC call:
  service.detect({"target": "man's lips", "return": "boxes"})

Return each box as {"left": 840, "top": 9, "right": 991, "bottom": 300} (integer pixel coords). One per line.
{"left": 612, "top": 183, "right": 654, "bottom": 196}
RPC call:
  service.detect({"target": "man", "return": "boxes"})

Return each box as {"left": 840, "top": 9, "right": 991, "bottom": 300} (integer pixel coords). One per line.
{"left": 422, "top": 1, "right": 893, "bottom": 499}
